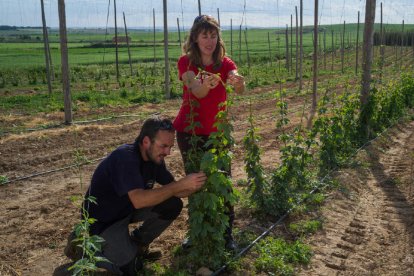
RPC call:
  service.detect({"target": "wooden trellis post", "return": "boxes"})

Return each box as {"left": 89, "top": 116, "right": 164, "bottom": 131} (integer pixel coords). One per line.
{"left": 268, "top": 32, "right": 272, "bottom": 66}
{"left": 40, "top": 0, "right": 52, "bottom": 95}
{"left": 323, "top": 30, "right": 327, "bottom": 70}
{"left": 163, "top": 0, "right": 170, "bottom": 99}
{"left": 244, "top": 27, "right": 251, "bottom": 68}
{"left": 58, "top": 0, "right": 72, "bottom": 124}
{"left": 239, "top": 25, "right": 242, "bottom": 64}
{"left": 177, "top": 18, "right": 182, "bottom": 50}
{"left": 380, "top": 3, "right": 384, "bottom": 81}
{"left": 331, "top": 30, "right": 334, "bottom": 71}
{"left": 123, "top": 12, "right": 133, "bottom": 76}
{"left": 361, "top": 0, "right": 376, "bottom": 106}
{"left": 114, "top": 0, "right": 119, "bottom": 81}
{"left": 341, "top": 21, "right": 345, "bottom": 73}
{"left": 400, "top": 20, "right": 404, "bottom": 69}
{"left": 308, "top": 0, "right": 319, "bottom": 129}
{"left": 285, "top": 25, "right": 289, "bottom": 70}
{"left": 299, "top": 0, "right": 303, "bottom": 90}
{"left": 230, "top": 19, "right": 233, "bottom": 57}
{"left": 153, "top": 8, "right": 156, "bottom": 70}
{"left": 356, "top": 11, "right": 360, "bottom": 75}
{"left": 290, "top": 14, "right": 293, "bottom": 73}
{"left": 412, "top": 33, "right": 414, "bottom": 61}
{"left": 360, "top": 0, "right": 376, "bottom": 139}
{"left": 295, "top": 5, "right": 299, "bottom": 80}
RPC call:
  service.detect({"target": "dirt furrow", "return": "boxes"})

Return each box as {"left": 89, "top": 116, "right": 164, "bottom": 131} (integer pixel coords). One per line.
{"left": 300, "top": 120, "right": 414, "bottom": 275}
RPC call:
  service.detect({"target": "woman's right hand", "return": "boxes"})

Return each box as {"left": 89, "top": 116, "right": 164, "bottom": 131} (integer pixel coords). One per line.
{"left": 182, "top": 71, "right": 219, "bottom": 99}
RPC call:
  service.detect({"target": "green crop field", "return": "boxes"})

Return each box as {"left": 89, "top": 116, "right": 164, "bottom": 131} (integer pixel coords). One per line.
{"left": 1, "top": 23, "right": 412, "bottom": 69}
{"left": 0, "top": 23, "right": 413, "bottom": 121}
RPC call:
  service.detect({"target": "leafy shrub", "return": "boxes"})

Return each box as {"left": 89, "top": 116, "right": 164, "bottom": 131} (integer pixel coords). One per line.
{"left": 11, "top": 75, "right": 19, "bottom": 87}
{"left": 0, "top": 74, "right": 6, "bottom": 88}
{"left": 0, "top": 175, "right": 9, "bottom": 185}
{"left": 75, "top": 93, "right": 91, "bottom": 102}
{"left": 313, "top": 91, "right": 360, "bottom": 175}
{"left": 120, "top": 89, "right": 128, "bottom": 98}
{"left": 254, "top": 237, "right": 312, "bottom": 275}
{"left": 289, "top": 219, "right": 322, "bottom": 236}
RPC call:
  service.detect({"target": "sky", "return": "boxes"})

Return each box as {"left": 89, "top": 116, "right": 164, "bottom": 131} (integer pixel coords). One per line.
{"left": 0, "top": 0, "right": 413, "bottom": 30}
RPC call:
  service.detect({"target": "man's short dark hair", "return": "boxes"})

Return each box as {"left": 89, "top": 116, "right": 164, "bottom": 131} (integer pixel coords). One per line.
{"left": 135, "top": 117, "right": 175, "bottom": 146}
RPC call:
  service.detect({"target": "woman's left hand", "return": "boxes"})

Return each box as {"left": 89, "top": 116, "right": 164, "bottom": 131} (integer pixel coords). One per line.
{"left": 228, "top": 73, "right": 245, "bottom": 93}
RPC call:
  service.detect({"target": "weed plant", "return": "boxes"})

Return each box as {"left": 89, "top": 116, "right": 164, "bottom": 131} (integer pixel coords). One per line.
{"left": 68, "top": 138, "right": 109, "bottom": 275}
{"left": 254, "top": 237, "right": 312, "bottom": 275}
{"left": 68, "top": 195, "right": 109, "bottom": 275}
{"left": 0, "top": 175, "right": 9, "bottom": 185}
{"left": 289, "top": 220, "right": 323, "bottom": 237}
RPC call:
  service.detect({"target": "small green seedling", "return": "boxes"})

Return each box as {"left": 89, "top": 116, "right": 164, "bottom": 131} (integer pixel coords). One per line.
{"left": 0, "top": 175, "right": 9, "bottom": 185}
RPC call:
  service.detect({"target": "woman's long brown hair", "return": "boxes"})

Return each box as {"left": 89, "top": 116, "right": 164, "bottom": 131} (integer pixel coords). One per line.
{"left": 182, "top": 15, "right": 226, "bottom": 70}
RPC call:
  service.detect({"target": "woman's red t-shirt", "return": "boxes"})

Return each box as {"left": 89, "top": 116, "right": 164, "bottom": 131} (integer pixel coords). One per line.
{"left": 173, "top": 55, "right": 237, "bottom": 136}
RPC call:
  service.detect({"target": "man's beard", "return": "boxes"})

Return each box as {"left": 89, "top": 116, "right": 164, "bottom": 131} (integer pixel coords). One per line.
{"left": 146, "top": 145, "right": 165, "bottom": 165}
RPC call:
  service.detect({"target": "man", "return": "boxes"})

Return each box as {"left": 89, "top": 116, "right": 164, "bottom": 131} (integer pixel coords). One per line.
{"left": 64, "top": 117, "right": 206, "bottom": 275}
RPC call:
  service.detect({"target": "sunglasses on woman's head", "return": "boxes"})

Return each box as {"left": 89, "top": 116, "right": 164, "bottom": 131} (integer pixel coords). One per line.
{"left": 193, "top": 14, "right": 210, "bottom": 24}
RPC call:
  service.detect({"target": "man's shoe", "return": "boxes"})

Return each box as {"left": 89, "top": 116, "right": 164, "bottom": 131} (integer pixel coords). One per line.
{"left": 131, "top": 230, "right": 162, "bottom": 261}
{"left": 64, "top": 232, "right": 82, "bottom": 261}
{"left": 120, "top": 256, "right": 143, "bottom": 276}
{"left": 139, "top": 245, "right": 162, "bottom": 261}
{"left": 181, "top": 237, "right": 192, "bottom": 250}
{"left": 225, "top": 236, "right": 238, "bottom": 252}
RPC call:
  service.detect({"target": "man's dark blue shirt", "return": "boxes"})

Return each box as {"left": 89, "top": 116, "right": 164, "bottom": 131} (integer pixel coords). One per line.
{"left": 84, "top": 143, "right": 174, "bottom": 235}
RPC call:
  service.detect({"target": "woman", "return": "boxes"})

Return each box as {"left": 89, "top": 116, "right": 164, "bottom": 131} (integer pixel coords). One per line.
{"left": 173, "top": 14, "right": 245, "bottom": 251}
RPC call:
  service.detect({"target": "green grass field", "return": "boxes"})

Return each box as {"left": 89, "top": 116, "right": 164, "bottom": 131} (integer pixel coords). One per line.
{"left": 1, "top": 23, "right": 412, "bottom": 69}
{"left": 0, "top": 23, "right": 413, "bottom": 121}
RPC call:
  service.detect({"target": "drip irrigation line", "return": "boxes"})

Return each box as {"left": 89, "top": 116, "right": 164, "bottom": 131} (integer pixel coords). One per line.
{"left": 211, "top": 114, "right": 409, "bottom": 276}
{"left": 212, "top": 211, "right": 289, "bottom": 276}
{"left": 2, "top": 157, "right": 105, "bottom": 185}
{"left": 0, "top": 123, "right": 66, "bottom": 136}
{"left": 73, "top": 113, "right": 145, "bottom": 124}
{"left": 0, "top": 112, "right": 158, "bottom": 137}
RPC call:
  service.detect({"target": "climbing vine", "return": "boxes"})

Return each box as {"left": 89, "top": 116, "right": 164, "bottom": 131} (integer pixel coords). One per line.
{"left": 185, "top": 73, "right": 237, "bottom": 269}
{"left": 243, "top": 99, "right": 268, "bottom": 210}
{"left": 268, "top": 89, "right": 316, "bottom": 216}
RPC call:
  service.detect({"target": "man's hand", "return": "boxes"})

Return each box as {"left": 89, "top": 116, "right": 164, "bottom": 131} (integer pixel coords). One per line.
{"left": 128, "top": 172, "right": 207, "bottom": 209}
{"left": 175, "top": 172, "right": 207, "bottom": 198}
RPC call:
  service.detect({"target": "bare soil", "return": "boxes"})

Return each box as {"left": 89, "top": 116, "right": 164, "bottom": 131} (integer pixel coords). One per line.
{"left": 299, "top": 120, "right": 414, "bottom": 276}
{"left": 0, "top": 82, "right": 413, "bottom": 275}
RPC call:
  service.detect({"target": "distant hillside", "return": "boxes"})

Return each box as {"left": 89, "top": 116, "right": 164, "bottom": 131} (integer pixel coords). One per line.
{"left": 0, "top": 25, "right": 43, "bottom": 30}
